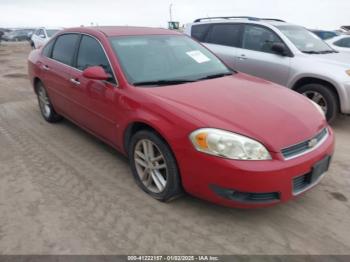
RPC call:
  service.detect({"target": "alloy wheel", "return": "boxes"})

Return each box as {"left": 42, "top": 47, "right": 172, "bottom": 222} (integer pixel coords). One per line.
{"left": 303, "top": 91, "right": 328, "bottom": 114}
{"left": 134, "top": 139, "right": 168, "bottom": 193}
{"left": 38, "top": 85, "right": 51, "bottom": 118}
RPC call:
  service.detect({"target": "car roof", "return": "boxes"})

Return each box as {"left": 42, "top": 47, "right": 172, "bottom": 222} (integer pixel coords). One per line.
{"left": 63, "top": 26, "right": 181, "bottom": 37}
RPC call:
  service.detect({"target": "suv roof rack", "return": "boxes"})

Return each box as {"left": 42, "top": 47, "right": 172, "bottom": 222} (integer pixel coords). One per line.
{"left": 193, "top": 16, "right": 285, "bottom": 23}
{"left": 194, "top": 16, "right": 260, "bottom": 23}
{"left": 260, "top": 18, "right": 286, "bottom": 22}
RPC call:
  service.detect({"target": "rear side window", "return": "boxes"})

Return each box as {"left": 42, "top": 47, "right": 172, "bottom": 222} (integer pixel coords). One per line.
{"left": 191, "top": 24, "right": 211, "bottom": 42}
{"left": 77, "top": 35, "right": 115, "bottom": 83}
{"left": 242, "top": 25, "right": 283, "bottom": 54}
{"left": 52, "top": 34, "right": 79, "bottom": 66}
{"left": 334, "top": 38, "right": 350, "bottom": 48}
{"left": 205, "top": 24, "right": 242, "bottom": 47}
{"left": 42, "top": 40, "right": 54, "bottom": 57}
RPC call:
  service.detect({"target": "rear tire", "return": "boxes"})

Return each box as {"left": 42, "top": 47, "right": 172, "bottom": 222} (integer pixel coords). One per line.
{"left": 36, "top": 82, "right": 62, "bottom": 123}
{"left": 128, "top": 130, "right": 183, "bottom": 202}
{"left": 297, "top": 83, "right": 338, "bottom": 123}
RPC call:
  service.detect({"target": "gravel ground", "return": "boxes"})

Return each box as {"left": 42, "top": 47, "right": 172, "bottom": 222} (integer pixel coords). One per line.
{"left": 0, "top": 42, "right": 349, "bottom": 255}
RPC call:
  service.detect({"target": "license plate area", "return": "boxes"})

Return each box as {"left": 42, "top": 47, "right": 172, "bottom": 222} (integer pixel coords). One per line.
{"left": 293, "top": 155, "right": 331, "bottom": 195}
{"left": 310, "top": 155, "right": 331, "bottom": 183}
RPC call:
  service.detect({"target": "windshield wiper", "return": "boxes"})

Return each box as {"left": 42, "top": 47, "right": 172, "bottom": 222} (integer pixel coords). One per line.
{"left": 133, "top": 79, "right": 195, "bottom": 86}
{"left": 196, "top": 72, "right": 233, "bottom": 81}
{"left": 302, "top": 50, "right": 338, "bottom": 54}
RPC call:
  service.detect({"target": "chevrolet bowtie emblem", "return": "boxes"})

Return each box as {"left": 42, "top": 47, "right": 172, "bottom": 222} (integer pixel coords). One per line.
{"left": 308, "top": 138, "right": 318, "bottom": 148}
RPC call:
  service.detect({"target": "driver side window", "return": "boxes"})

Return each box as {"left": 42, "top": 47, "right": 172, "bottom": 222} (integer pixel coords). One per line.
{"left": 76, "top": 35, "right": 115, "bottom": 83}
{"left": 243, "top": 25, "right": 284, "bottom": 54}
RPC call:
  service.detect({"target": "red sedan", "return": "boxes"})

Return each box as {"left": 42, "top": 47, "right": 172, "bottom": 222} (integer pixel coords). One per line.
{"left": 27, "top": 26, "right": 334, "bottom": 208}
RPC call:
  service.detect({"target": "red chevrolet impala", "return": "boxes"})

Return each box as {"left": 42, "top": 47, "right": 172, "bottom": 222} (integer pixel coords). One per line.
{"left": 27, "top": 26, "right": 334, "bottom": 208}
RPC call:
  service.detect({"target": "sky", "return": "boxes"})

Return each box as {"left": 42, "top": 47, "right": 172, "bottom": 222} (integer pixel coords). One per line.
{"left": 0, "top": 0, "right": 349, "bottom": 30}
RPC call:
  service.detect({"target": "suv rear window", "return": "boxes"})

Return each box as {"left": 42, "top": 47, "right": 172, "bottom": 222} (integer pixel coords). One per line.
{"left": 191, "top": 24, "right": 211, "bottom": 42}
{"left": 205, "top": 24, "right": 241, "bottom": 47}
{"left": 52, "top": 34, "right": 79, "bottom": 66}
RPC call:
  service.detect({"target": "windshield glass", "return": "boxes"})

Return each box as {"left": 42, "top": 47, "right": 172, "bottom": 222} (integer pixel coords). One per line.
{"left": 277, "top": 25, "right": 333, "bottom": 53}
{"left": 109, "top": 35, "right": 231, "bottom": 86}
{"left": 46, "top": 30, "right": 59, "bottom": 37}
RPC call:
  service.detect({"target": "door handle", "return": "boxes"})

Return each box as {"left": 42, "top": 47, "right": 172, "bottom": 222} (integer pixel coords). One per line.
{"left": 42, "top": 65, "right": 50, "bottom": 71}
{"left": 70, "top": 78, "right": 80, "bottom": 85}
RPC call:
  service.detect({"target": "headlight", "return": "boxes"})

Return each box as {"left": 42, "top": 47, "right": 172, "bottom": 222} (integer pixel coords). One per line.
{"left": 189, "top": 128, "right": 271, "bottom": 160}
{"left": 310, "top": 100, "right": 325, "bottom": 118}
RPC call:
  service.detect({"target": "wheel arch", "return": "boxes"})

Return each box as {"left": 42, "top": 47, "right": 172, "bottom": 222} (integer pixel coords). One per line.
{"left": 33, "top": 77, "right": 42, "bottom": 94}
{"left": 291, "top": 77, "right": 341, "bottom": 112}
{"left": 123, "top": 121, "right": 184, "bottom": 184}
{"left": 123, "top": 121, "right": 170, "bottom": 157}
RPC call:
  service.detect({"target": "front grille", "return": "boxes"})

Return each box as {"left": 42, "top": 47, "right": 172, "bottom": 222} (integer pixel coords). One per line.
{"left": 211, "top": 185, "right": 280, "bottom": 203}
{"left": 281, "top": 128, "right": 328, "bottom": 160}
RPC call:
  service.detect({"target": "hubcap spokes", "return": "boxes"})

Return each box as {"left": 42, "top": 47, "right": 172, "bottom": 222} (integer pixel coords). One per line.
{"left": 134, "top": 139, "right": 167, "bottom": 193}
{"left": 303, "top": 91, "right": 328, "bottom": 114}
{"left": 38, "top": 87, "right": 51, "bottom": 118}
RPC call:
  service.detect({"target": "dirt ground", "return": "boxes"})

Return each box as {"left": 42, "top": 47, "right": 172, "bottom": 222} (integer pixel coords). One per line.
{"left": 0, "top": 42, "right": 349, "bottom": 255}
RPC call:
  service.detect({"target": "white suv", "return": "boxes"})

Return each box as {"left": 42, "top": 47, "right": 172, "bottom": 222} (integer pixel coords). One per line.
{"left": 185, "top": 17, "right": 350, "bottom": 122}
{"left": 31, "top": 27, "right": 61, "bottom": 49}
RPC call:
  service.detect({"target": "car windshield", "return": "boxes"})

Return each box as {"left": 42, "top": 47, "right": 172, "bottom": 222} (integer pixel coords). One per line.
{"left": 46, "top": 30, "right": 59, "bottom": 37}
{"left": 277, "top": 25, "right": 334, "bottom": 53}
{"left": 109, "top": 35, "right": 232, "bottom": 86}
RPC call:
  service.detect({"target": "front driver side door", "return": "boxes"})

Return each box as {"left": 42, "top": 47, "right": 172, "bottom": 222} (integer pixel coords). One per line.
{"left": 235, "top": 24, "right": 291, "bottom": 86}
{"left": 69, "top": 34, "right": 119, "bottom": 142}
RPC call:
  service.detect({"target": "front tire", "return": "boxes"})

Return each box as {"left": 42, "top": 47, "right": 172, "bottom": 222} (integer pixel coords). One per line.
{"left": 297, "top": 83, "right": 339, "bottom": 123}
{"left": 36, "top": 82, "right": 62, "bottom": 123}
{"left": 129, "top": 130, "right": 182, "bottom": 202}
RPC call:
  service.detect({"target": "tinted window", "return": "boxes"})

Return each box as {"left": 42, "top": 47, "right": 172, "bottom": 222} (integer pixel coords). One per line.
{"left": 334, "top": 38, "right": 350, "bottom": 48}
{"left": 243, "top": 25, "right": 283, "bottom": 53}
{"left": 52, "top": 34, "right": 79, "bottom": 65}
{"left": 77, "top": 36, "right": 112, "bottom": 72}
{"left": 191, "top": 24, "right": 210, "bottom": 42}
{"left": 205, "top": 24, "right": 241, "bottom": 47}
{"left": 42, "top": 40, "right": 54, "bottom": 57}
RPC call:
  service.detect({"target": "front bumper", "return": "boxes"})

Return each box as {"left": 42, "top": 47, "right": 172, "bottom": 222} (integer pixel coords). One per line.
{"left": 176, "top": 127, "right": 335, "bottom": 208}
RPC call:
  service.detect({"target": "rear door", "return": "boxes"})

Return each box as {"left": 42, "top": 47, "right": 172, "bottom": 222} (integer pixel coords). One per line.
{"left": 234, "top": 24, "right": 291, "bottom": 86}
{"left": 70, "top": 34, "right": 118, "bottom": 141}
{"left": 199, "top": 23, "right": 243, "bottom": 69}
{"left": 40, "top": 33, "right": 80, "bottom": 118}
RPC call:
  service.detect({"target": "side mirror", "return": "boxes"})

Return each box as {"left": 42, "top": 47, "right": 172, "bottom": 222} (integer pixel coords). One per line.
{"left": 271, "top": 43, "right": 288, "bottom": 56}
{"left": 82, "top": 66, "right": 110, "bottom": 81}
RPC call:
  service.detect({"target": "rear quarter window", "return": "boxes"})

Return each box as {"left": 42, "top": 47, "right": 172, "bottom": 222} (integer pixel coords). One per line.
{"left": 42, "top": 40, "right": 54, "bottom": 58}
{"left": 191, "top": 24, "right": 211, "bottom": 42}
{"left": 205, "top": 24, "right": 242, "bottom": 47}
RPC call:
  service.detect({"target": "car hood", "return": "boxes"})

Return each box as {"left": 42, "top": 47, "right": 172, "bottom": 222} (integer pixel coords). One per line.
{"left": 143, "top": 73, "right": 326, "bottom": 152}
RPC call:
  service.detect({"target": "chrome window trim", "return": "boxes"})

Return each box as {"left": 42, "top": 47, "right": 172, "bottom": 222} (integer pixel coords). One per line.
{"left": 46, "top": 32, "right": 119, "bottom": 87}
{"left": 281, "top": 128, "right": 329, "bottom": 160}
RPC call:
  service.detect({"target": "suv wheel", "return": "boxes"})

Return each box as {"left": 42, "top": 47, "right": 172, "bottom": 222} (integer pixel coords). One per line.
{"left": 298, "top": 83, "right": 338, "bottom": 123}
{"left": 129, "top": 130, "right": 182, "bottom": 202}
{"left": 36, "top": 82, "right": 62, "bottom": 123}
